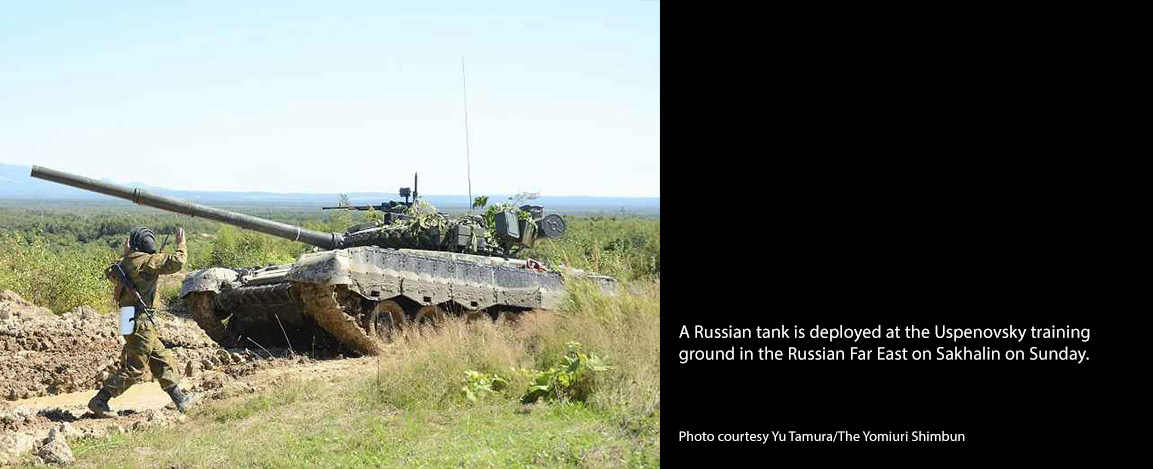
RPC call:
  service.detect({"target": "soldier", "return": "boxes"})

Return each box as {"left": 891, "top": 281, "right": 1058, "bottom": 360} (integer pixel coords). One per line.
{"left": 88, "top": 227, "right": 196, "bottom": 417}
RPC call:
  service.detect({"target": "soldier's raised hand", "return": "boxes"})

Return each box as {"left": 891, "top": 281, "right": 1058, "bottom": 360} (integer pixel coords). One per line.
{"left": 122, "top": 236, "right": 131, "bottom": 255}
{"left": 175, "top": 227, "right": 185, "bottom": 245}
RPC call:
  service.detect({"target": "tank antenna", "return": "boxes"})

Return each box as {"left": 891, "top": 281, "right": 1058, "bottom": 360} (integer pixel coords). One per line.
{"left": 461, "top": 55, "right": 473, "bottom": 211}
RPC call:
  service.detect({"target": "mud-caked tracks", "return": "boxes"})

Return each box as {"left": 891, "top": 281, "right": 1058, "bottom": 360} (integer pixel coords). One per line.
{"left": 298, "top": 284, "right": 384, "bottom": 356}
{"left": 185, "top": 292, "right": 239, "bottom": 347}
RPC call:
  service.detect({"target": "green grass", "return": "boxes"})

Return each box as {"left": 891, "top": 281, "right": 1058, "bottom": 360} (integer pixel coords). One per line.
{"left": 58, "top": 280, "right": 660, "bottom": 468}
{"left": 64, "top": 374, "right": 657, "bottom": 468}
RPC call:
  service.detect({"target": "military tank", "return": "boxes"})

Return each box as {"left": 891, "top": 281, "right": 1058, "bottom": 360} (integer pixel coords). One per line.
{"left": 30, "top": 166, "right": 615, "bottom": 356}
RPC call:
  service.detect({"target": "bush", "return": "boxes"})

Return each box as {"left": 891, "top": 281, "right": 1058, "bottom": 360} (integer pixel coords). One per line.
{"left": 461, "top": 370, "right": 508, "bottom": 402}
{"left": 517, "top": 342, "right": 611, "bottom": 404}
{"left": 0, "top": 231, "right": 117, "bottom": 313}
{"left": 460, "top": 342, "right": 611, "bottom": 405}
{"left": 158, "top": 283, "right": 183, "bottom": 312}
{"left": 191, "top": 226, "right": 304, "bottom": 269}
{"left": 523, "top": 217, "right": 660, "bottom": 282}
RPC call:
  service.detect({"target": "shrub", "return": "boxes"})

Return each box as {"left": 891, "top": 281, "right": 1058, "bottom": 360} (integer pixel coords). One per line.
{"left": 518, "top": 342, "right": 611, "bottom": 404}
{"left": 461, "top": 370, "right": 508, "bottom": 402}
{"left": 523, "top": 217, "right": 660, "bottom": 282}
{"left": 158, "top": 283, "right": 183, "bottom": 312}
{"left": 460, "top": 342, "right": 611, "bottom": 405}
{"left": 523, "top": 279, "right": 661, "bottom": 418}
{"left": 0, "top": 231, "right": 117, "bottom": 313}
{"left": 191, "top": 226, "right": 303, "bottom": 269}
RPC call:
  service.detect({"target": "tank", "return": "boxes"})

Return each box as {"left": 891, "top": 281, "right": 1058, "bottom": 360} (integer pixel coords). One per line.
{"left": 30, "top": 166, "right": 616, "bottom": 356}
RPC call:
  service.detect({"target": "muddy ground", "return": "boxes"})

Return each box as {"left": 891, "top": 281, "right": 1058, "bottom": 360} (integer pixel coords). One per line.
{"left": 0, "top": 289, "right": 366, "bottom": 465}
{"left": 0, "top": 289, "right": 224, "bottom": 401}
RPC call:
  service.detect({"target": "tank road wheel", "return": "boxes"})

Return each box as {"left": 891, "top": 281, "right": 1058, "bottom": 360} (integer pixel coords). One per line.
{"left": 185, "top": 292, "right": 240, "bottom": 346}
{"left": 464, "top": 309, "right": 487, "bottom": 323}
{"left": 489, "top": 308, "right": 526, "bottom": 326}
{"left": 367, "top": 300, "right": 407, "bottom": 341}
{"left": 413, "top": 305, "right": 446, "bottom": 328}
{"left": 439, "top": 302, "right": 483, "bottom": 323}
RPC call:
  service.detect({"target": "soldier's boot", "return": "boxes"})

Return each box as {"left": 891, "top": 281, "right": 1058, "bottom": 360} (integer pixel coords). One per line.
{"left": 167, "top": 386, "right": 198, "bottom": 413}
{"left": 87, "top": 388, "right": 116, "bottom": 418}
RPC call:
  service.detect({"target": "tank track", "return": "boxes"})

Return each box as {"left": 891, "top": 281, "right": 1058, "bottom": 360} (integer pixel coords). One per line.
{"left": 298, "top": 283, "right": 385, "bottom": 356}
{"left": 186, "top": 291, "right": 240, "bottom": 346}
{"left": 187, "top": 276, "right": 542, "bottom": 357}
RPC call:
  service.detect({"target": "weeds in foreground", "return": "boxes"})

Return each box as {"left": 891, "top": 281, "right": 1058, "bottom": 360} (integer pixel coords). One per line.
{"left": 461, "top": 341, "right": 611, "bottom": 404}
{"left": 461, "top": 370, "right": 508, "bottom": 402}
{"left": 364, "top": 279, "right": 660, "bottom": 441}
{"left": 517, "top": 341, "right": 612, "bottom": 404}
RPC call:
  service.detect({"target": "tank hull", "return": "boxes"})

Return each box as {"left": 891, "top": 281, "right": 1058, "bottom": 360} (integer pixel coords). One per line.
{"left": 181, "top": 246, "right": 616, "bottom": 355}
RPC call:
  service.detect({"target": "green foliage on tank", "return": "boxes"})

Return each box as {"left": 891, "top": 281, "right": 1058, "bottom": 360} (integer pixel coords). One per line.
{"left": 339, "top": 192, "right": 562, "bottom": 258}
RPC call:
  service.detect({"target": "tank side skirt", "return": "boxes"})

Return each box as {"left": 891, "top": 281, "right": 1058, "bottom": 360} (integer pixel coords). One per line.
{"left": 292, "top": 247, "right": 568, "bottom": 310}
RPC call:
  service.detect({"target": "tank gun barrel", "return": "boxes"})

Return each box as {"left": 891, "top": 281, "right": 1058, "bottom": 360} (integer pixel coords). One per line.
{"left": 30, "top": 166, "right": 345, "bottom": 249}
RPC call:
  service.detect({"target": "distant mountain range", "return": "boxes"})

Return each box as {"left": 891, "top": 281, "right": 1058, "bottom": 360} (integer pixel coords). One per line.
{"left": 0, "top": 163, "right": 659, "bottom": 214}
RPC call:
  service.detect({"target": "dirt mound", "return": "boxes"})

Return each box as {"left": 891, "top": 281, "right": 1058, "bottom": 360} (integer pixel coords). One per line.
{"left": 0, "top": 288, "right": 366, "bottom": 465}
{"left": 0, "top": 290, "right": 53, "bottom": 320}
{"left": 0, "top": 292, "right": 224, "bottom": 401}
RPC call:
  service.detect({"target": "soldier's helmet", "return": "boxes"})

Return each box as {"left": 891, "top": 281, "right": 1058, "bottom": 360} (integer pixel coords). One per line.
{"left": 129, "top": 227, "right": 157, "bottom": 254}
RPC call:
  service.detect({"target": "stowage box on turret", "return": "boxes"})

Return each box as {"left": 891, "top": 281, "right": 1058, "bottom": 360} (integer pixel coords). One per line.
{"left": 31, "top": 166, "right": 615, "bottom": 355}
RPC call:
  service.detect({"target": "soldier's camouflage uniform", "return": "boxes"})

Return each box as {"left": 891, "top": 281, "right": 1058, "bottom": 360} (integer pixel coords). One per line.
{"left": 101, "top": 238, "right": 187, "bottom": 397}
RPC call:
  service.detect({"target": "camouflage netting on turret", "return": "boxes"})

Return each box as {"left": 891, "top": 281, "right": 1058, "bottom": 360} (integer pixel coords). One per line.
{"left": 343, "top": 201, "right": 498, "bottom": 253}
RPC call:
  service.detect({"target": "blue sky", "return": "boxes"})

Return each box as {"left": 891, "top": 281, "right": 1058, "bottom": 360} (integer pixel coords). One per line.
{"left": 0, "top": 1, "right": 659, "bottom": 197}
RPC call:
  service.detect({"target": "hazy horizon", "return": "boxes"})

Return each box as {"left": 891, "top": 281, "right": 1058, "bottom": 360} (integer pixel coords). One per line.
{"left": 0, "top": 162, "right": 659, "bottom": 200}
